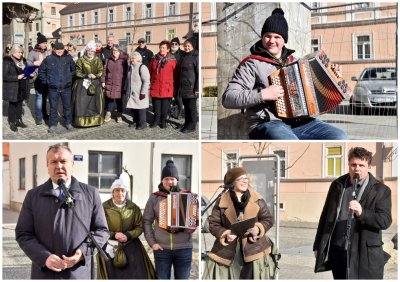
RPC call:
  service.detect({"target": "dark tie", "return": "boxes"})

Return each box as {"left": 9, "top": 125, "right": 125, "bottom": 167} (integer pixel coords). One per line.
{"left": 58, "top": 187, "right": 65, "bottom": 201}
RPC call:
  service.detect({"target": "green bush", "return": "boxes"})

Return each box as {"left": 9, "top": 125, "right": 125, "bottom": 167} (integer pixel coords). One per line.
{"left": 203, "top": 86, "right": 218, "bottom": 97}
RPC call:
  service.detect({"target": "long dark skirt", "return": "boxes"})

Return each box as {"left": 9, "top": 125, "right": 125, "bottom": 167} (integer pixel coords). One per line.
{"left": 97, "top": 238, "right": 156, "bottom": 279}
{"left": 72, "top": 78, "right": 104, "bottom": 127}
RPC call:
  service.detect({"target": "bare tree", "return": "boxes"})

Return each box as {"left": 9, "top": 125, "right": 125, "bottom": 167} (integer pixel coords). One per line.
{"left": 129, "top": 12, "right": 138, "bottom": 53}
{"left": 4, "top": 3, "right": 39, "bottom": 55}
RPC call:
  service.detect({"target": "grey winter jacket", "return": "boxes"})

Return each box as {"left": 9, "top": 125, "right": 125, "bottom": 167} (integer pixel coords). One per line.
{"left": 143, "top": 189, "right": 193, "bottom": 250}
{"left": 124, "top": 63, "right": 150, "bottom": 109}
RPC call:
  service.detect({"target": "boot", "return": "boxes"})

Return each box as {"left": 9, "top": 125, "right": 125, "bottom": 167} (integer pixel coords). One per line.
{"left": 9, "top": 122, "right": 18, "bottom": 132}
{"left": 15, "top": 119, "right": 28, "bottom": 128}
{"left": 104, "top": 111, "right": 111, "bottom": 122}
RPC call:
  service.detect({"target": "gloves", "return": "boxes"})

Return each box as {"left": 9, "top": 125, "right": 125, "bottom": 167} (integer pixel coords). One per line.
{"left": 139, "top": 94, "right": 145, "bottom": 100}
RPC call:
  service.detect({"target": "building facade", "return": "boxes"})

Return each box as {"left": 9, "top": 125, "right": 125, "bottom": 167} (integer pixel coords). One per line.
{"left": 311, "top": 2, "right": 397, "bottom": 90}
{"left": 59, "top": 2, "right": 198, "bottom": 54}
{"left": 202, "top": 142, "right": 398, "bottom": 225}
{"left": 201, "top": 2, "right": 217, "bottom": 88}
{"left": 5, "top": 142, "right": 199, "bottom": 212}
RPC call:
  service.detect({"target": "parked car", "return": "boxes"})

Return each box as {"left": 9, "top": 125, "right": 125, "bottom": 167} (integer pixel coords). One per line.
{"left": 350, "top": 67, "right": 397, "bottom": 114}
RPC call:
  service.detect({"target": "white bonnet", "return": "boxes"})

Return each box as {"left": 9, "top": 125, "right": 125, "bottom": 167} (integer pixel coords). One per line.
{"left": 111, "top": 172, "right": 130, "bottom": 191}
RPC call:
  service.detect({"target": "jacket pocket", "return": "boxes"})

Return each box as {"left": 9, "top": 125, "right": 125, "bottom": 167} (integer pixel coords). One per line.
{"left": 366, "top": 239, "right": 384, "bottom": 270}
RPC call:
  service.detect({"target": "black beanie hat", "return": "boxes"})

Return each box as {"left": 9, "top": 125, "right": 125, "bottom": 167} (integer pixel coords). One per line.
{"left": 171, "top": 37, "right": 180, "bottom": 45}
{"left": 37, "top": 32, "right": 48, "bottom": 44}
{"left": 161, "top": 160, "right": 179, "bottom": 181}
{"left": 261, "top": 8, "right": 288, "bottom": 43}
{"left": 184, "top": 37, "right": 197, "bottom": 49}
{"left": 53, "top": 42, "right": 64, "bottom": 50}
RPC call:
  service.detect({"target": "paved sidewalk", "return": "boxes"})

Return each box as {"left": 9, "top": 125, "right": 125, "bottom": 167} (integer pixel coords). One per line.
{"left": 2, "top": 91, "right": 198, "bottom": 140}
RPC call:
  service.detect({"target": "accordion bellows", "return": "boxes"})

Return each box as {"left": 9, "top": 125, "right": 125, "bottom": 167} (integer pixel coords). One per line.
{"left": 159, "top": 192, "right": 198, "bottom": 230}
{"left": 268, "top": 50, "right": 351, "bottom": 119}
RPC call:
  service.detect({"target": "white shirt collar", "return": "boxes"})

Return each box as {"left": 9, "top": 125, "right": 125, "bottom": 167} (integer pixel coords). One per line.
{"left": 51, "top": 179, "right": 72, "bottom": 190}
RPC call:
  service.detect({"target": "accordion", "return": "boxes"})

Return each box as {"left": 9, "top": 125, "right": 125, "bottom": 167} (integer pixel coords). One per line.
{"left": 159, "top": 192, "right": 198, "bottom": 230}
{"left": 268, "top": 50, "right": 351, "bottom": 119}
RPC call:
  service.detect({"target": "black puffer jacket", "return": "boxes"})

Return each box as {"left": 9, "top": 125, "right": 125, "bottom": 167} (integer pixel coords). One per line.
{"left": 38, "top": 50, "right": 76, "bottom": 90}
{"left": 2, "top": 56, "right": 30, "bottom": 102}
{"left": 176, "top": 49, "right": 199, "bottom": 99}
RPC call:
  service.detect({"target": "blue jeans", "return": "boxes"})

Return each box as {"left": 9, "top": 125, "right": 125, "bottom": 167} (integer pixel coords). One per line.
{"left": 249, "top": 118, "right": 348, "bottom": 140}
{"left": 48, "top": 89, "right": 72, "bottom": 127}
{"left": 34, "top": 82, "right": 48, "bottom": 120}
{"left": 105, "top": 97, "right": 123, "bottom": 113}
{"left": 153, "top": 248, "right": 192, "bottom": 279}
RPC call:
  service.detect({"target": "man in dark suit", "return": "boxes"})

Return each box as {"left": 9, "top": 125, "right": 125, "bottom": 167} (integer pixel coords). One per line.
{"left": 313, "top": 147, "right": 392, "bottom": 279}
{"left": 15, "top": 144, "right": 109, "bottom": 279}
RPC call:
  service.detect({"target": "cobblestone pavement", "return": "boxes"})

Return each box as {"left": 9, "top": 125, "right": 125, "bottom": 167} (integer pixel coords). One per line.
{"left": 2, "top": 92, "right": 198, "bottom": 140}
{"left": 2, "top": 208, "right": 199, "bottom": 279}
{"left": 201, "top": 222, "right": 398, "bottom": 279}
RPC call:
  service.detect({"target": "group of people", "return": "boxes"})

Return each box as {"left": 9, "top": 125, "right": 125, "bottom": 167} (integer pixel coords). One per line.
{"left": 16, "top": 144, "right": 197, "bottom": 279}
{"left": 3, "top": 32, "right": 199, "bottom": 134}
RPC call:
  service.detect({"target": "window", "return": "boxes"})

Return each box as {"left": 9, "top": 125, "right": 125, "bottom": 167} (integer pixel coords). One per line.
{"left": 146, "top": 4, "right": 152, "bottom": 18}
{"left": 273, "top": 150, "right": 286, "bottom": 178}
{"left": 68, "top": 15, "right": 73, "bottom": 27}
{"left": 32, "top": 155, "right": 37, "bottom": 188}
{"left": 80, "top": 35, "right": 85, "bottom": 45}
{"left": 145, "top": 31, "right": 151, "bottom": 43}
{"left": 88, "top": 151, "right": 122, "bottom": 190}
{"left": 356, "top": 35, "right": 371, "bottom": 60}
{"left": 51, "top": 7, "right": 56, "bottom": 15}
{"left": 161, "top": 154, "right": 192, "bottom": 190}
{"left": 80, "top": 13, "right": 85, "bottom": 25}
{"left": 126, "top": 7, "right": 131, "bottom": 20}
{"left": 19, "top": 158, "right": 26, "bottom": 190}
{"left": 354, "top": 3, "right": 370, "bottom": 9}
{"left": 126, "top": 32, "right": 131, "bottom": 44}
{"left": 94, "top": 34, "right": 98, "bottom": 42}
{"left": 311, "top": 38, "right": 320, "bottom": 52}
{"left": 167, "top": 29, "right": 175, "bottom": 41}
{"left": 94, "top": 11, "right": 99, "bottom": 24}
{"left": 327, "top": 147, "right": 343, "bottom": 177}
{"left": 36, "top": 23, "right": 40, "bottom": 31}
{"left": 109, "top": 9, "right": 114, "bottom": 22}
{"left": 223, "top": 151, "right": 238, "bottom": 172}
{"left": 169, "top": 2, "right": 176, "bottom": 15}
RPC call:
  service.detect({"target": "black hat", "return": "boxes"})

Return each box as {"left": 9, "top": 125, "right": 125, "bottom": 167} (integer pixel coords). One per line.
{"left": 53, "top": 42, "right": 64, "bottom": 50}
{"left": 161, "top": 160, "right": 179, "bottom": 181}
{"left": 261, "top": 8, "right": 288, "bottom": 43}
{"left": 171, "top": 37, "right": 180, "bottom": 44}
{"left": 138, "top": 38, "right": 146, "bottom": 43}
{"left": 37, "top": 32, "right": 48, "bottom": 44}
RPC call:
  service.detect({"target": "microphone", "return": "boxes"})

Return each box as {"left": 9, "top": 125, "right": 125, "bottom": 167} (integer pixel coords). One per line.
{"left": 57, "top": 178, "right": 74, "bottom": 207}
{"left": 220, "top": 183, "right": 234, "bottom": 190}
{"left": 352, "top": 173, "right": 360, "bottom": 200}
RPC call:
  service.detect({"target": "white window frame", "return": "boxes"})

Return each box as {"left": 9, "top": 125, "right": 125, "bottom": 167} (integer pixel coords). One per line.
{"left": 109, "top": 8, "right": 114, "bottom": 22}
{"left": 272, "top": 149, "right": 287, "bottom": 178}
{"left": 325, "top": 146, "right": 344, "bottom": 178}
{"left": 167, "top": 28, "right": 176, "bottom": 42}
{"left": 94, "top": 34, "right": 98, "bottom": 42}
{"left": 126, "top": 32, "right": 131, "bottom": 44}
{"left": 311, "top": 37, "right": 321, "bottom": 53}
{"left": 80, "top": 13, "right": 85, "bottom": 26}
{"left": 222, "top": 150, "right": 239, "bottom": 177}
{"left": 145, "top": 3, "right": 153, "bottom": 18}
{"left": 145, "top": 31, "right": 151, "bottom": 43}
{"left": 126, "top": 6, "right": 132, "bottom": 21}
{"left": 93, "top": 10, "right": 99, "bottom": 24}
{"left": 68, "top": 15, "right": 73, "bottom": 27}
{"left": 352, "top": 32, "right": 373, "bottom": 60}
{"left": 169, "top": 2, "right": 176, "bottom": 16}
{"left": 80, "top": 35, "right": 85, "bottom": 45}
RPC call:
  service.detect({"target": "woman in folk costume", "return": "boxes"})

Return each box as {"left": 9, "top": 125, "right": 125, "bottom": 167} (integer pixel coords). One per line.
{"left": 72, "top": 40, "right": 104, "bottom": 127}
{"left": 97, "top": 172, "right": 156, "bottom": 279}
{"left": 203, "top": 167, "right": 277, "bottom": 279}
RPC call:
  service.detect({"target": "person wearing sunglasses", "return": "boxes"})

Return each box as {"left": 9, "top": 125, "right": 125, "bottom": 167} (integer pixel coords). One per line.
{"left": 135, "top": 38, "right": 154, "bottom": 68}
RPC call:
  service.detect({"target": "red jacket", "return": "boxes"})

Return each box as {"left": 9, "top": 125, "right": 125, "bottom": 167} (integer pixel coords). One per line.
{"left": 149, "top": 53, "right": 176, "bottom": 98}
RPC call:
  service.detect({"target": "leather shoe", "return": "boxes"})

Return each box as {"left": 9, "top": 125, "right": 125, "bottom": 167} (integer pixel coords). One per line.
{"left": 48, "top": 126, "right": 57, "bottom": 133}
{"left": 136, "top": 123, "right": 148, "bottom": 130}
{"left": 15, "top": 119, "right": 28, "bottom": 128}
{"left": 9, "top": 122, "right": 18, "bottom": 132}
{"left": 35, "top": 118, "right": 43, "bottom": 125}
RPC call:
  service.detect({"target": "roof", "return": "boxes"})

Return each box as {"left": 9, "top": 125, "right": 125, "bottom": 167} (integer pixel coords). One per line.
{"left": 59, "top": 2, "right": 126, "bottom": 15}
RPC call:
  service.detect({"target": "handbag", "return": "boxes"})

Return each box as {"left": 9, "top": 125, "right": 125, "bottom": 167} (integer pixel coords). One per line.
{"left": 112, "top": 243, "right": 127, "bottom": 269}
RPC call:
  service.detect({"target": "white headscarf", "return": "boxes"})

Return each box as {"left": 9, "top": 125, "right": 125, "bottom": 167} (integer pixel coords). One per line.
{"left": 80, "top": 40, "right": 97, "bottom": 57}
{"left": 111, "top": 172, "right": 131, "bottom": 207}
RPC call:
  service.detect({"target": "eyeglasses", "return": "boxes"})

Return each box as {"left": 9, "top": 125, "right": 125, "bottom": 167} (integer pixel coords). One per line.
{"left": 171, "top": 42, "right": 179, "bottom": 45}
{"left": 67, "top": 44, "right": 72, "bottom": 47}
{"left": 235, "top": 176, "right": 249, "bottom": 182}
{"left": 139, "top": 41, "right": 145, "bottom": 44}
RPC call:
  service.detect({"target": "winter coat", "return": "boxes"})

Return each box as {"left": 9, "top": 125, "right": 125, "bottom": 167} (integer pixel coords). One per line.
{"left": 26, "top": 47, "right": 48, "bottom": 86}
{"left": 75, "top": 55, "right": 103, "bottom": 79}
{"left": 176, "top": 49, "right": 199, "bottom": 99}
{"left": 135, "top": 47, "right": 154, "bottom": 67}
{"left": 101, "top": 46, "right": 113, "bottom": 64}
{"left": 15, "top": 177, "right": 109, "bottom": 279}
{"left": 313, "top": 172, "right": 392, "bottom": 279}
{"left": 222, "top": 40, "right": 295, "bottom": 133}
{"left": 143, "top": 184, "right": 194, "bottom": 250}
{"left": 148, "top": 53, "right": 176, "bottom": 99}
{"left": 124, "top": 63, "right": 150, "bottom": 109}
{"left": 101, "top": 54, "right": 128, "bottom": 99}
{"left": 38, "top": 50, "right": 76, "bottom": 91}
{"left": 2, "top": 56, "right": 30, "bottom": 102}
{"left": 207, "top": 188, "right": 273, "bottom": 266}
